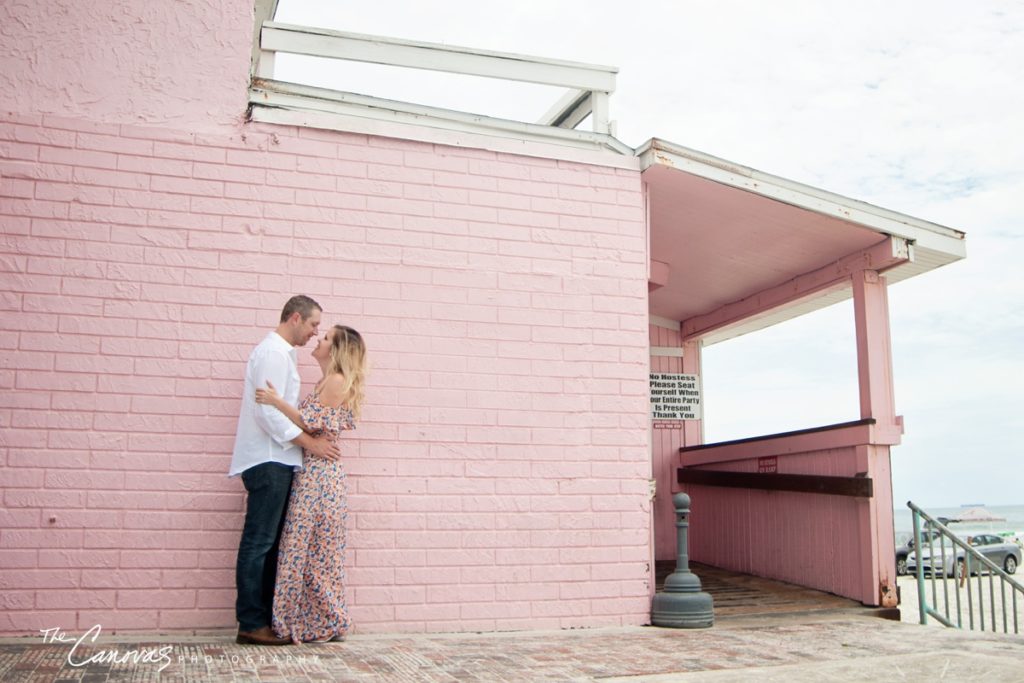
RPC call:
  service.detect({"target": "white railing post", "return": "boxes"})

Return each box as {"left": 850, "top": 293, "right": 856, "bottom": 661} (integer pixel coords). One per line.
{"left": 591, "top": 91, "right": 610, "bottom": 134}
{"left": 257, "top": 50, "right": 276, "bottom": 79}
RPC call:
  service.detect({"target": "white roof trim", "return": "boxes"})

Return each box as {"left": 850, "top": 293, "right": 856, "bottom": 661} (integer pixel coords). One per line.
{"left": 261, "top": 22, "right": 618, "bottom": 92}
{"left": 636, "top": 137, "right": 966, "bottom": 260}
{"left": 649, "top": 315, "right": 681, "bottom": 331}
{"left": 250, "top": 80, "right": 637, "bottom": 168}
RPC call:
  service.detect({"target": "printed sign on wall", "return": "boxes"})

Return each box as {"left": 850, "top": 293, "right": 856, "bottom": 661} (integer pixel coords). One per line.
{"left": 650, "top": 373, "right": 701, "bottom": 420}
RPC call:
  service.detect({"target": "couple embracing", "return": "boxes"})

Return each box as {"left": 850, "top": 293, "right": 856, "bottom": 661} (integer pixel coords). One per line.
{"left": 228, "top": 295, "right": 367, "bottom": 646}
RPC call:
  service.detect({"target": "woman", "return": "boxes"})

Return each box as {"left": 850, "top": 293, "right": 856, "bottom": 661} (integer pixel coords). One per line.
{"left": 254, "top": 324, "right": 366, "bottom": 644}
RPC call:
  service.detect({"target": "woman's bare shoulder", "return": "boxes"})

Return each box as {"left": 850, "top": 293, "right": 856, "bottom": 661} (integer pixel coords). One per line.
{"left": 317, "top": 373, "right": 348, "bottom": 408}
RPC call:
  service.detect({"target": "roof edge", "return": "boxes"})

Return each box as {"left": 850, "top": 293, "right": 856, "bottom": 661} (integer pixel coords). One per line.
{"left": 635, "top": 137, "right": 966, "bottom": 259}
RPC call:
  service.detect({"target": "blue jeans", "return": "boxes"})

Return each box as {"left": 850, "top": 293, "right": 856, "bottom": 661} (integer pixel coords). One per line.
{"left": 235, "top": 462, "right": 294, "bottom": 632}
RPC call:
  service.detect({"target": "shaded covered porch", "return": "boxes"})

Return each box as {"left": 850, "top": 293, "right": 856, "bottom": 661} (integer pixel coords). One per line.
{"left": 643, "top": 138, "right": 965, "bottom": 607}
{"left": 655, "top": 561, "right": 885, "bottom": 620}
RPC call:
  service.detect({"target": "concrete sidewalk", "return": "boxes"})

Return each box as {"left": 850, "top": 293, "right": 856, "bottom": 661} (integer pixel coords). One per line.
{"left": 1, "top": 610, "right": 1021, "bottom": 682}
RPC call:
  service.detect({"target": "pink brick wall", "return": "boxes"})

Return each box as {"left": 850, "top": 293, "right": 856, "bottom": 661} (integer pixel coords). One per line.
{"left": 0, "top": 112, "right": 652, "bottom": 634}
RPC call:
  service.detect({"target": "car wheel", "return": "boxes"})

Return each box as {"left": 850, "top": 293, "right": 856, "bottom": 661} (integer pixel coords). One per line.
{"left": 1005, "top": 556, "right": 1018, "bottom": 575}
{"left": 896, "top": 556, "right": 907, "bottom": 576}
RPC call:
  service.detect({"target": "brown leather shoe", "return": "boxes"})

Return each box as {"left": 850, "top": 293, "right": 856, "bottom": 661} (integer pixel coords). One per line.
{"left": 236, "top": 625, "right": 291, "bottom": 646}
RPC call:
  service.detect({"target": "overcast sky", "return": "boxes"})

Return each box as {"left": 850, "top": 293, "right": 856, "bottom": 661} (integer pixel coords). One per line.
{"left": 273, "top": 1, "right": 1023, "bottom": 508}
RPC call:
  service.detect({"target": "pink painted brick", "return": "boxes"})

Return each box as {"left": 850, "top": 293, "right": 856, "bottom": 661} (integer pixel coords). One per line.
{"left": 271, "top": 135, "right": 340, "bottom": 159}
{"left": 68, "top": 203, "right": 148, "bottom": 227}
{"left": 117, "top": 152, "right": 192, "bottom": 177}
{"left": 77, "top": 131, "right": 153, "bottom": 155}
{"left": 78, "top": 609, "right": 159, "bottom": 631}
{"left": 162, "top": 568, "right": 233, "bottom": 588}
{"left": 0, "top": 140, "right": 39, "bottom": 161}
{"left": 40, "top": 115, "right": 120, "bottom": 135}
{"left": 0, "top": 509, "right": 41, "bottom": 527}
{"left": 37, "top": 549, "right": 119, "bottom": 569}
{"left": 460, "top": 600, "right": 530, "bottom": 620}
{"left": 37, "top": 589, "right": 116, "bottom": 609}
{"left": 148, "top": 175, "right": 223, "bottom": 197}
{"left": 119, "top": 124, "right": 196, "bottom": 145}
{"left": 224, "top": 182, "right": 294, "bottom": 203}
{"left": 117, "top": 589, "right": 196, "bottom": 609}
{"left": 158, "top": 608, "right": 234, "bottom": 629}
{"left": 366, "top": 163, "right": 433, "bottom": 186}
{"left": 423, "top": 548, "right": 495, "bottom": 569}
{"left": 357, "top": 549, "right": 427, "bottom": 568}
{"left": 193, "top": 162, "right": 265, "bottom": 185}
{"left": 70, "top": 166, "right": 147, "bottom": 191}
{"left": 188, "top": 196, "right": 261, "bottom": 218}
{"left": 1, "top": 177, "right": 35, "bottom": 199}
{"left": 0, "top": 610, "right": 79, "bottom": 632}
{"left": 0, "top": 568, "right": 79, "bottom": 589}
{"left": 153, "top": 140, "right": 226, "bottom": 163}
{"left": 1, "top": 529, "right": 83, "bottom": 549}
{"left": 6, "top": 198, "right": 68, "bottom": 220}
{"left": 393, "top": 530, "right": 460, "bottom": 549}
{"left": 355, "top": 585, "right": 427, "bottom": 605}
{"left": 38, "top": 146, "right": 117, "bottom": 169}
{"left": 225, "top": 148, "right": 294, "bottom": 170}
{"left": 0, "top": 591, "right": 35, "bottom": 610}
{"left": 146, "top": 209, "right": 223, "bottom": 231}
{"left": 495, "top": 178, "right": 559, "bottom": 197}
{"left": 5, "top": 490, "right": 87, "bottom": 509}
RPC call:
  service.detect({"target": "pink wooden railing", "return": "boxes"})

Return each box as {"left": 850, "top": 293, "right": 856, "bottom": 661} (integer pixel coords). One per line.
{"left": 677, "top": 419, "right": 899, "bottom": 606}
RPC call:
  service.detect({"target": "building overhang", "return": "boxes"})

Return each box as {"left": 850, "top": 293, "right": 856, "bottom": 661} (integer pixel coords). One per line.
{"left": 638, "top": 138, "right": 966, "bottom": 344}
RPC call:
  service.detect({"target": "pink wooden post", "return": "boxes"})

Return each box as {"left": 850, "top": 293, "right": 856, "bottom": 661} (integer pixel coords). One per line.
{"left": 852, "top": 270, "right": 897, "bottom": 424}
{"left": 649, "top": 321, "right": 684, "bottom": 562}
{"left": 680, "top": 340, "right": 702, "bottom": 449}
{"left": 851, "top": 269, "right": 899, "bottom": 605}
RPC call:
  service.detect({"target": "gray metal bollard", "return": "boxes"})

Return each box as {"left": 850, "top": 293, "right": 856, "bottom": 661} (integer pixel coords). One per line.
{"left": 651, "top": 492, "right": 714, "bottom": 628}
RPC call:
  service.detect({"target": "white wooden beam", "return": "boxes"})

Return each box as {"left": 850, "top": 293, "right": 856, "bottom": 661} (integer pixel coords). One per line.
{"left": 681, "top": 236, "right": 912, "bottom": 341}
{"left": 251, "top": 0, "right": 279, "bottom": 79}
{"left": 261, "top": 22, "right": 618, "bottom": 91}
{"left": 250, "top": 80, "right": 633, "bottom": 155}
{"left": 649, "top": 315, "right": 680, "bottom": 331}
{"left": 590, "top": 91, "right": 610, "bottom": 134}
{"left": 256, "top": 49, "right": 276, "bottom": 79}
{"left": 537, "top": 89, "right": 592, "bottom": 129}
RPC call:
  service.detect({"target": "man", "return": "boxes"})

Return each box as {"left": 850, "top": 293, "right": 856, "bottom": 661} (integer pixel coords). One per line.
{"left": 230, "top": 295, "right": 341, "bottom": 646}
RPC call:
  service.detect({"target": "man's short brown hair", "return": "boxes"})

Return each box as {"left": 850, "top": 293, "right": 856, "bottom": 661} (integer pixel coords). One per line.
{"left": 280, "top": 295, "right": 322, "bottom": 323}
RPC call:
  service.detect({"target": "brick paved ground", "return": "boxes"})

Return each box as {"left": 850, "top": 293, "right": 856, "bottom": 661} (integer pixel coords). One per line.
{"left": 1, "top": 611, "right": 1021, "bottom": 682}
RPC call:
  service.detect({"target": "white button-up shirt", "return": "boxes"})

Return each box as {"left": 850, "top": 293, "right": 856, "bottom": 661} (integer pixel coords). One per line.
{"left": 228, "top": 332, "right": 304, "bottom": 476}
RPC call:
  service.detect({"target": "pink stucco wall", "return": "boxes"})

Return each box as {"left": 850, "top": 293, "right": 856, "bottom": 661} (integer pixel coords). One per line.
{"left": 0, "top": 1, "right": 252, "bottom": 132}
{"left": 0, "top": 2, "right": 653, "bottom": 635}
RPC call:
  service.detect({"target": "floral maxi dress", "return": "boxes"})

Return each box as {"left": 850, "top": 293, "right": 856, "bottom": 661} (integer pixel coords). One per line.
{"left": 272, "top": 389, "right": 355, "bottom": 643}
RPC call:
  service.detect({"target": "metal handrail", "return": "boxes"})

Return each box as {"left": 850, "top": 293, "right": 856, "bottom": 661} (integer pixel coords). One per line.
{"left": 908, "top": 501, "right": 1023, "bottom": 634}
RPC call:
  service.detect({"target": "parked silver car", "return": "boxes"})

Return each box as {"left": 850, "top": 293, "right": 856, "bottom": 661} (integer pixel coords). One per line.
{"left": 895, "top": 528, "right": 941, "bottom": 576}
{"left": 907, "top": 533, "right": 1020, "bottom": 577}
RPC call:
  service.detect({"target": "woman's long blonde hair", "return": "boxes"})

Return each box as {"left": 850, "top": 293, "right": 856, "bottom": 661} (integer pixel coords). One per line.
{"left": 327, "top": 325, "right": 366, "bottom": 419}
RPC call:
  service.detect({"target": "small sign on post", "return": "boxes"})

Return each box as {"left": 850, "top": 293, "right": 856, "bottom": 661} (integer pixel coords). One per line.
{"left": 650, "top": 373, "right": 701, "bottom": 420}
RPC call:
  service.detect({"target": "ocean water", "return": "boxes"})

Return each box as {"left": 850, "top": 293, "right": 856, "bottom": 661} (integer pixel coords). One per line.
{"left": 893, "top": 504, "right": 1024, "bottom": 544}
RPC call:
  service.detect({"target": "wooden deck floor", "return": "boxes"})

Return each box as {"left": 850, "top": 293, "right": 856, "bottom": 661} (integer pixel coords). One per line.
{"left": 657, "top": 562, "right": 874, "bottom": 619}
